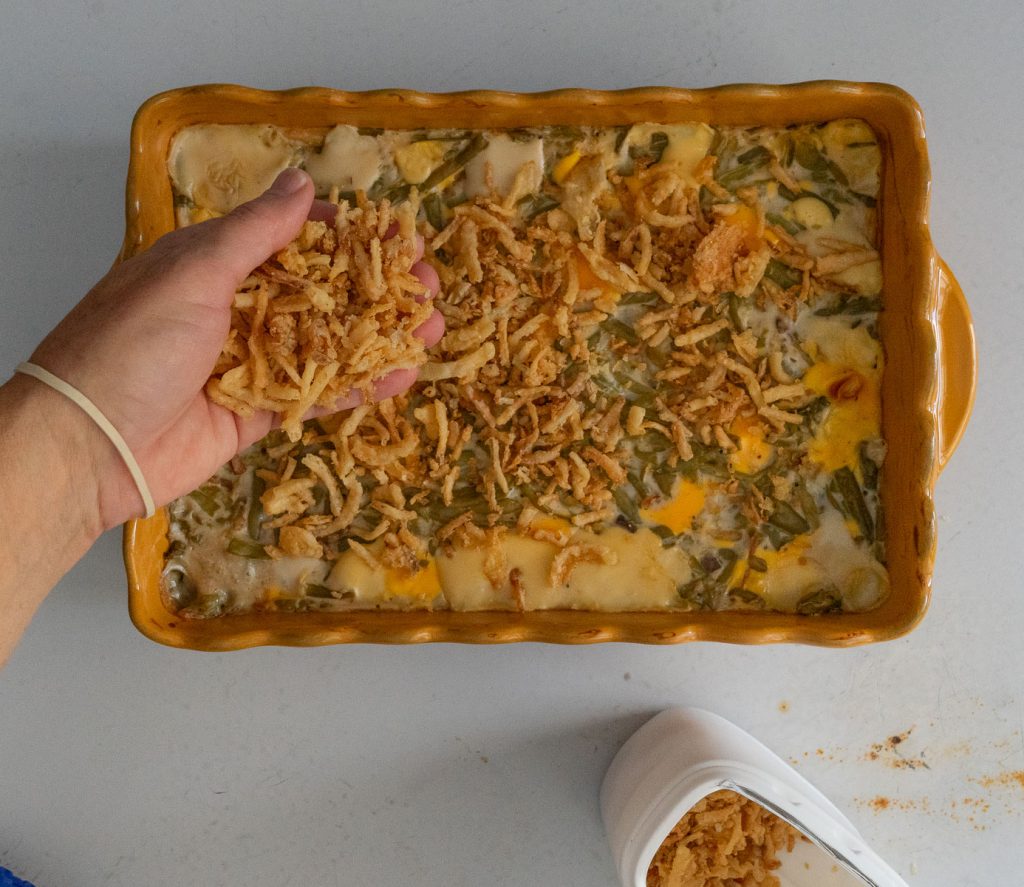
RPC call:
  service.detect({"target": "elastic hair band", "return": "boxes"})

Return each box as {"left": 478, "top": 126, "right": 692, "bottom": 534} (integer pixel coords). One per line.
{"left": 15, "top": 361, "right": 156, "bottom": 518}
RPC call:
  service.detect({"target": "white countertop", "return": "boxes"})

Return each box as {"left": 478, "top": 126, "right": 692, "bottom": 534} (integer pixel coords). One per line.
{"left": 0, "top": 2, "right": 1018, "bottom": 884}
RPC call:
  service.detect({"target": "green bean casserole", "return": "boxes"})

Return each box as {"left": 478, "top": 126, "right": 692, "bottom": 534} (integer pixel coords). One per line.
{"left": 163, "top": 118, "right": 887, "bottom": 617}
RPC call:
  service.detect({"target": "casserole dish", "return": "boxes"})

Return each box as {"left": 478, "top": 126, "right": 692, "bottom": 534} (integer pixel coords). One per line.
{"left": 122, "top": 82, "right": 975, "bottom": 650}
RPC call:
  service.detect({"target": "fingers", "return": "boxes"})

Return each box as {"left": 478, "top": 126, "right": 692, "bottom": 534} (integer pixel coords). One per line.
{"left": 302, "top": 368, "right": 418, "bottom": 421}
{"left": 371, "top": 367, "right": 420, "bottom": 402}
{"left": 230, "top": 408, "right": 277, "bottom": 453}
{"left": 414, "top": 309, "right": 445, "bottom": 348}
{"left": 410, "top": 259, "right": 439, "bottom": 298}
{"left": 195, "top": 168, "right": 315, "bottom": 287}
{"left": 410, "top": 257, "right": 444, "bottom": 346}
{"left": 308, "top": 198, "right": 337, "bottom": 222}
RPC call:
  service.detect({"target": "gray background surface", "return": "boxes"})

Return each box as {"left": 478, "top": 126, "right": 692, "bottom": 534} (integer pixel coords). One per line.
{"left": 0, "top": 1, "right": 1018, "bottom": 884}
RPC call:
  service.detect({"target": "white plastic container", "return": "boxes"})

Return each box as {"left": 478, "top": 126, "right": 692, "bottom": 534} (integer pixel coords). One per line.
{"left": 600, "top": 707, "right": 908, "bottom": 887}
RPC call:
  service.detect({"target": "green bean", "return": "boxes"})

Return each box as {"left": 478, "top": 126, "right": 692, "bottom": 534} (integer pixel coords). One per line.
{"left": 653, "top": 470, "right": 676, "bottom": 497}
{"left": 794, "top": 141, "right": 827, "bottom": 174}
{"left": 227, "top": 538, "right": 270, "bottom": 559}
{"left": 622, "top": 473, "right": 650, "bottom": 511}
{"left": 796, "top": 588, "right": 842, "bottom": 615}
{"left": 726, "top": 292, "right": 745, "bottom": 330}
{"left": 794, "top": 140, "right": 849, "bottom": 187}
{"left": 603, "top": 317, "right": 641, "bottom": 345}
{"left": 859, "top": 442, "right": 881, "bottom": 489}
{"left": 795, "top": 486, "right": 820, "bottom": 531}
{"left": 737, "top": 145, "right": 772, "bottom": 164}
{"left": 619, "top": 291, "right": 660, "bottom": 306}
{"left": 717, "top": 548, "right": 739, "bottom": 586}
{"left": 832, "top": 466, "right": 874, "bottom": 541}
{"left": 636, "top": 434, "right": 674, "bottom": 456}
{"left": 247, "top": 475, "right": 266, "bottom": 541}
{"left": 517, "top": 192, "right": 560, "bottom": 221}
{"left": 729, "top": 588, "right": 765, "bottom": 608}
{"left": 645, "top": 343, "right": 670, "bottom": 369}
{"left": 380, "top": 176, "right": 417, "bottom": 203}
{"left": 180, "top": 592, "right": 227, "bottom": 619}
{"left": 825, "top": 157, "right": 849, "bottom": 187}
{"left": 768, "top": 500, "right": 810, "bottom": 536}
{"left": 815, "top": 295, "right": 882, "bottom": 316}
{"left": 712, "top": 133, "right": 737, "bottom": 162}
{"left": 423, "top": 192, "right": 446, "bottom": 231}
{"left": 544, "top": 125, "right": 586, "bottom": 141}
{"left": 419, "top": 133, "right": 488, "bottom": 192}
{"left": 189, "top": 486, "right": 222, "bottom": 517}
{"left": 779, "top": 135, "right": 795, "bottom": 168}
{"left": 409, "top": 130, "right": 469, "bottom": 143}
{"left": 707, "top": 128, "right": 725, "bottom": 158}
{"left": 611, "top": 370, "right": 658, "bottom": 405}
{"left": 792, "top": 190, "right": 840, "bottom": 219}
{"left": 717, "top": 159, "right": 770, "bottom": 189}
{"left": 798, "top": 396, "right": 831, "bottom": 425}
{"left": 764, "top": 258, "right": 803, "bottom": 290}
{"left": 766, "top": 212, "right": 804, "bottom": 236}
{"left": 629, "top": 131, "right": 669, "bottom": 166}
{"left": 506, "top": 128, "right": 540, "bottom": 143}
{"left": 677, "top": 579, "right": 711, "bottom": 609}
{"left": 763, "top": 524, "right": 793, "bottom": 551}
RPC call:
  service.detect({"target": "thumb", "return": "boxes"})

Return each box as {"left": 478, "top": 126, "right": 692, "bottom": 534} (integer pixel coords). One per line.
{"left": 194, "top": 167, "right": 315, "bottom": 286}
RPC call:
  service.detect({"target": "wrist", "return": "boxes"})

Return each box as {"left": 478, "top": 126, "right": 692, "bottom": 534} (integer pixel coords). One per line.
{"left": 1, "top": 373, "right": 128, "bottom": 544}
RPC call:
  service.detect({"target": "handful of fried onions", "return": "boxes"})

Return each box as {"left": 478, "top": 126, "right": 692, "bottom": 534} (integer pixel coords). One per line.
{"left": 206, "top": 195, "right": 434, "bottom": 441}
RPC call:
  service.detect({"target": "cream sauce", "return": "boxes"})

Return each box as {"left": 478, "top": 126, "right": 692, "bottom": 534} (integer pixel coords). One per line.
{"left": 464, "top": 134, "right": 544, "bottom": 198}
{"left": 169, "top": 124, "right": 300, "bottom": 214}
{"left": 437, "top": 526, "right": 689, "bottom": 611}
{"left": 754, "top": 511, "right": 888, "bottom": 612}
{"left": 303, "top": 124, "right": 383, "bottom": 195}
{"left": 619, "top": 123, "right": 714, "bottom": 186}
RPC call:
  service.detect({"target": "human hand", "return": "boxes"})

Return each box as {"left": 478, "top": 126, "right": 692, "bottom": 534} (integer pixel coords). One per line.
{"left": 29, "top": 168, "right": 443, "bottom": 530}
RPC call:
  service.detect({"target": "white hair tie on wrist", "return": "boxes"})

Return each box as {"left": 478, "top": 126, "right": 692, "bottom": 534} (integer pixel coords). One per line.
{"left": 15, "top": 361, "right": 156, "bottom": 518}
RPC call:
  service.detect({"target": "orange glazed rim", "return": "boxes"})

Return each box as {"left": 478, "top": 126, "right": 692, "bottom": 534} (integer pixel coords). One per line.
{"left": 121, "top": 82, "right": 976, "bottom": 650}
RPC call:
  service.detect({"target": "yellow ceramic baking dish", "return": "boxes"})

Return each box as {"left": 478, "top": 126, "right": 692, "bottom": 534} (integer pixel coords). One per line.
{"left": 121, "top": 82, "right": 976, "bottom": 650}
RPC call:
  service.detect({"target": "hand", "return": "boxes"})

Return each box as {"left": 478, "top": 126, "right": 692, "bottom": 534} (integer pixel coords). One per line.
{"left": 29, "top": 168, "right": 443, "bottom": 529}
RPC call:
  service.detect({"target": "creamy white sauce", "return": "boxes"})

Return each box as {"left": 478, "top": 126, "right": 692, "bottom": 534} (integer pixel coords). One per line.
{"left": 464, "top": 134, "right": 544, "bottom": 198}
{"left": 796, "top": 313, "right": 882, "bottom": 374}
{"left": 303, "top": 124, "right": 384, "bottom": 195}
{"left": 619, "top": 123, "right": 714, "bottom": 185}
{"left": 437, "top": 526, "right": 689, "bottom": 611}
{"left": 169, "top": 124, "right": 300, "bottom": 214}
{"left": 758, "top": 512, "right": 888, "bottom": 612}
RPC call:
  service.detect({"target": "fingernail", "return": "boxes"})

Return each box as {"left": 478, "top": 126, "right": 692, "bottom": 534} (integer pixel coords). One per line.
{"left": 269, "top": 167, "right": 309, "bottom": 195}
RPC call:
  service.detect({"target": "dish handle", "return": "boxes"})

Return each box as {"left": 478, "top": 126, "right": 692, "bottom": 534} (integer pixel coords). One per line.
{"left": 935, "top": 257, "right": 976, "bottom": 470}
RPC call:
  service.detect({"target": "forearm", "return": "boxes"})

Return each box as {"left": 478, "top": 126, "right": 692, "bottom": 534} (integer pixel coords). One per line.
{"left": 0, "top": 374, "right": 110, "bottom": 664}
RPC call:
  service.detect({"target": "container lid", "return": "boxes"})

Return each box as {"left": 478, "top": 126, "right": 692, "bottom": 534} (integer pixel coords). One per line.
{"left": 601, "top": 708, "right": 908, "bottom": 887}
